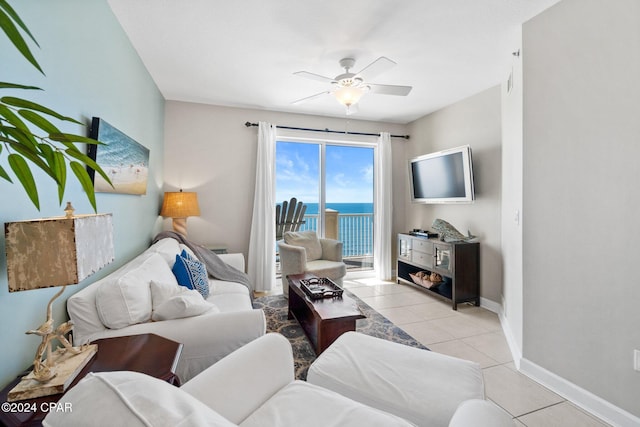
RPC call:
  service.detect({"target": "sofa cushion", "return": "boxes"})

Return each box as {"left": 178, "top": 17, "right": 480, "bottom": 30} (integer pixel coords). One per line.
{"left": 96, "top": 253, "right": 177, "bottom": 329}
{"left": 283, "top": 230, "right": 322, "bottom": 261}
{"left": 42, "top": 371, "right": 235, "bottom": 427}
{"left": 448, "top": 399, "right": 515, "bottom": 427}
{"left": 306, "top": 259, "right": 347, "bottom": 281}
{"left": 240, "top": 380, "right": 413, "bottom": 427}
{"left": 307, "top": 331, "right": 485, "bottom": 427}
{"left": 147, "top": 238, "right": 182, "bottom": 267}
{"left": 150, "top": 280, "right": 217, "bottom": 321}
{"left": 172, "top": 252, "right": 210, "bottom": 299}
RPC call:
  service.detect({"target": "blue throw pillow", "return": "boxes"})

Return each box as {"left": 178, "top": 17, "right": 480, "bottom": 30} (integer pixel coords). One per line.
{"left": 172, "top": 253, "right": 210, "bottom": 299}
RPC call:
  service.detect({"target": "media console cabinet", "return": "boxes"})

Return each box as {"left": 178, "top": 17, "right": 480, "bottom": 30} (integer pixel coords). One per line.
{"left": 397, "top": 233, "right": 479, "bottom": 310}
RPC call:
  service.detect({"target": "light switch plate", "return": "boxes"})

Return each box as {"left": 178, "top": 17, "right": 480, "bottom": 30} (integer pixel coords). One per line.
{"left": 634, "top": 349, "right": 640, "bottom": 372}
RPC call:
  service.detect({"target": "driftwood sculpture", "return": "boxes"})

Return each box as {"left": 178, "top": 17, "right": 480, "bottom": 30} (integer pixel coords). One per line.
{"left": 26, "top": 286, "right": 85, "bottom": 382}
{"left": 431, "top": 218, "right": 476, "bottom": 242}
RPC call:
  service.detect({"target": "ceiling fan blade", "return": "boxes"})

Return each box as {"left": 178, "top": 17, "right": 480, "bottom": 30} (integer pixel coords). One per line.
{"left": 293, "top": 71, "right": 335, "bottom": 84}
{"left": 291, "top": 91, "right": 331, "bottom": 105}
{"left": 368, "top": 83, "right": 412, "bottom": 96}
{"left": 355, "top": 56, "right": 396, "bottom": 80}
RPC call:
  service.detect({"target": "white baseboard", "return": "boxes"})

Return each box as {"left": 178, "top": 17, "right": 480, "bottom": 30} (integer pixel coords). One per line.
{"left": 519, "top": 358, "right": 640, "bottom": 427}
{"left": 479, "top": 296, "right": 501, "bottom": 314}
{"left": 498, "top": 312, "right": 523, "bottom": 370}
{"left": 481, "top": 297, "right": 522, "bottom": 369}
{"left": 492, "top": 299, "right": 637, "bottom": 426}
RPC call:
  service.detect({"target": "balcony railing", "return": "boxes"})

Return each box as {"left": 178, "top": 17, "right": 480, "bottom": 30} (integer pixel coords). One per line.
{"left": 299, "top": 213, "right": 373, "bottom": 257}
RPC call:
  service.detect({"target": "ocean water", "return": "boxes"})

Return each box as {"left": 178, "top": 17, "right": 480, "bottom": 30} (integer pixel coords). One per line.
{"left": 278, "top": 202, "right": 374, "bottom": 256}
{"left": 302, "top": 203, "right": 373, "bottom": 214}
{"left": 96, "top": 120, "right": 149, "bottom": 167}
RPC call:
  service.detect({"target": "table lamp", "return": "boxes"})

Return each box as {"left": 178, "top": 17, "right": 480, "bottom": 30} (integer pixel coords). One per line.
{"left": 4, "top": 205, "right": 114, "bottom": 401}
{"left": 160, "top": 190, "right": 200, "bottom": 236}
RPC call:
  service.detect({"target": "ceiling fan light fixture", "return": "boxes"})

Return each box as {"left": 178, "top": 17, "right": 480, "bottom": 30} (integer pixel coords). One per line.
{"left": 334, "top": 85, "right": 365, "bottom": 107}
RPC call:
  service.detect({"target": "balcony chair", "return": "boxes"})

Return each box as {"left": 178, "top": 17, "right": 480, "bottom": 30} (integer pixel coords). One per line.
{"left": 275, "top": 197, "right": 307, "bottom": 241}
{"left": 277, "top": 230, "right": 347, "bottom": 296}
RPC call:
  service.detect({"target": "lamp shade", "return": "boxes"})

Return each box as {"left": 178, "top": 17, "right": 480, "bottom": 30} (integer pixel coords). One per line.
{"left": 334, "top": 85, "right": 366, "bottom": 107}
{"left": 5, "top": 214, "right": 114, "bottom": 292}
{"left": 160, "top": 191, "right": 201, "bottom": 218}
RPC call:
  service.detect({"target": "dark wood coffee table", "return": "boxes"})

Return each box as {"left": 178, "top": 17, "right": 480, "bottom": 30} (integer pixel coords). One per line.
{"left": 287, "top": 273, "right": 365, "bottom": 354}
{"left": 0, "top": 333, "right": 182, "bottom": 427}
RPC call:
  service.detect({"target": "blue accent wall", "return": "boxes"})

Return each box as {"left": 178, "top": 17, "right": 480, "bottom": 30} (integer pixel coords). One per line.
{"left": 0, "top": 0, "right": 165, "bottom": 387}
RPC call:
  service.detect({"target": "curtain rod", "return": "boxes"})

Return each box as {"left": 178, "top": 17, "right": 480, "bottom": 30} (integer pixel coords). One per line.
{"left": 244, "top": 122, "right": 410, "bottom": 140}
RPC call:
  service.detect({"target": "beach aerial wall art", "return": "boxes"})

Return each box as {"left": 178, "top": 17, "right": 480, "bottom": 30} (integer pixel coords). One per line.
{"left": 87, "top": 117, "right": 150, "bottom": 195}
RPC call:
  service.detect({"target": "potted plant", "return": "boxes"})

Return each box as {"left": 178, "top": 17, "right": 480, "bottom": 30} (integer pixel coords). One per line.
{"left": 0, "top": 0, "right": 111, "bottom": 211}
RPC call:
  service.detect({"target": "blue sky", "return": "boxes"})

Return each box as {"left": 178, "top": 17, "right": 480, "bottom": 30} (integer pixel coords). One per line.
{"left": 276, "top": 142, "right": 374, "bottom": 204}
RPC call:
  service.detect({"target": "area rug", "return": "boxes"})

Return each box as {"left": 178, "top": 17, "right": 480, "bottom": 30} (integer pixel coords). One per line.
{"left": 253, "top": 290, "right": 428, "bottom": 380}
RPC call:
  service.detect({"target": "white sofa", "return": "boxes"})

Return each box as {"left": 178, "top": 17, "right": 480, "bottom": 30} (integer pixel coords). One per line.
{"left": 44, "top": 333, "right": 514, "bottom": 427}
{"left": 67, "top": 238, "right": 266, "bottom": 382}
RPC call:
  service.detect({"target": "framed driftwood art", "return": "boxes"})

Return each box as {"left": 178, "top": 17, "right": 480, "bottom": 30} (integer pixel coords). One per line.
{"left": 87, "top": 117, "right": 150, "bottom": 195}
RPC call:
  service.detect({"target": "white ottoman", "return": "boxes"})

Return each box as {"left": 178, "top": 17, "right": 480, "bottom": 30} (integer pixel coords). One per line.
{"left": 307, "top": 332, "right": 485, "bottom": 427}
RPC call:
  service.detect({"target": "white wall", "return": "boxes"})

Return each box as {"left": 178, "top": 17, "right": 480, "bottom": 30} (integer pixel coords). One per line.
{"left": 522, "top": 0, "right": 640, "bottom": 420}
{"left": 0, "top": 0, "right": 165, "bottom": 387}
{"left": 163, "top": 101, "right": 408, "bottom": 259}
{"left": 406, "top": 87, "right": 503, "bottom": 305}
{"left": 501, "top": 28, "right": 524, "bottom": 356}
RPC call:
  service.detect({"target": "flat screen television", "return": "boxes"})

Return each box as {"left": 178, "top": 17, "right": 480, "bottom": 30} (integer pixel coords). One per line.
{"left": 409, "top": 145, "right": 475, "bottom": 204}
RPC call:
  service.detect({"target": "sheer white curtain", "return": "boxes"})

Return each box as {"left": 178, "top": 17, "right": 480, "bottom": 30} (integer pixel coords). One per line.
{"left": 248, "top": 122, "right": 276, "bottom": 292}
{"left": 374, "top": 132, "right": 393, "bottom": 280}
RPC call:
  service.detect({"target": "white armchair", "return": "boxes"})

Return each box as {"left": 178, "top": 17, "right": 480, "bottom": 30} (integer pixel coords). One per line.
{"left": 44, "top": 334, "right": 414, "bottom": 427}
{"left": 44, "top": 333, "right": 514, "bottom": 427}
{"left": 277, "top": 230, "right": 347, "bottom": 295}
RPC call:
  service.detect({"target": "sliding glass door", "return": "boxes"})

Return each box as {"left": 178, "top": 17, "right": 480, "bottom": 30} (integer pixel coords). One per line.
{"left": 275, "top": 141, "right": 321, "bottom": 234}
{"left": 276, "top": 140, "right": 374, "bottom": 271}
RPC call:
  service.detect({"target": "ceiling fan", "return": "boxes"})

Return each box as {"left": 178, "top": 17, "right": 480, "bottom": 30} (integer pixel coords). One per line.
{"left": 292, "top": 56, "right": 412, "bottom": 114}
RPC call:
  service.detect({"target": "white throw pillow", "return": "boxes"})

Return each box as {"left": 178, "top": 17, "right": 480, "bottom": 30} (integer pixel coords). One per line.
{"left": 150, "top": 280, "right": 217, "bottom": 321}
{"left": 42, "top": 371, "right": 235, "bottom": 427}
{"left": 283, "top": 230, "right": 322, "bottom": 261}
{"left": 96, "top": 253, "right": 177, "bottom": 329}
{"left": 153, "top": 293, "right": 217, "bottom": 321}
{"left": 149, "top": 279, "right": 182, "bottom": 308}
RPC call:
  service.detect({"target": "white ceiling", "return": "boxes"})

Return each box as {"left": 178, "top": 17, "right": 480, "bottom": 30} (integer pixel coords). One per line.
{"left": 107, "top": 0, "right": 559, "bottom": 124}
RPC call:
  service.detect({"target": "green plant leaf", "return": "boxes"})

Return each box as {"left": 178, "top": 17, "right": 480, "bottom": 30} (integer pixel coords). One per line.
{"left": 0, "top": 144, "right": 10, "bottom": 182}
{"left": 0, "top": 82, "right": 42, "bottom": 90}
{"left": 65, "top": 147, "right": 113, "bottom": 187}
{"left": 0, "top": 0, "right": 39, "bottom": 47}
{"left": 0, "top": 164, "right": 12, "bottom": 182}
{"left": 0, "top": 104, "right": 32, "bottom": 134}
{"left": 3, "top": 137, "right": 59, "bottom": 183}
{"left": 18, "top": 109, "right": 61, "bottom": 134}
{"left": 8, "top": 153, "right": 39, "bottom": 209}
{"left": 0, "top": 97, "right": 81, "bottom": 124}
{"left": 70, "top": 161, "right": 96, "bottom": 212}
{"left": 38, "top": 143, "right": 54, "bottom": 164}
{"left": 39, "top": 144, "right": 66, "bottom": 203}
{"left": 53, "top": 150, "right": 66, "bottom": 203}
{"left": 0, "top": 5, "right": 43, "bottom": 74}
{"left": 0, "top": 124, "right": 38, "bottom": 151}
{"left": 50, "top": 133, "right": 105, "bottom": 145}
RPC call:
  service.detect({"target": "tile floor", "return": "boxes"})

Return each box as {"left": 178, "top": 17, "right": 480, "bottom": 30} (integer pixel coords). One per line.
{"left": 337, "top": 275, "right": 612, "bottom": 427}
